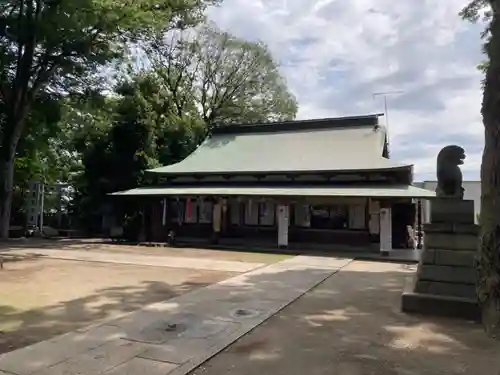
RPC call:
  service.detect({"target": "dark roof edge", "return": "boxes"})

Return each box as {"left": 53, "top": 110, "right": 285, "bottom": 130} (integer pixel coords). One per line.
{"left": 147, "top": 164, "right": 412, "bottom": 175}
{"left": 210, "top": 113, "right": 385, "bottom": 135}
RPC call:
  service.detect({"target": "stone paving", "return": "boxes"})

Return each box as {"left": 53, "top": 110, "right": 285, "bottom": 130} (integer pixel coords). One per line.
{"left": 190, "top": 261, "right": 500, "bottom": 375}
{"left": 1, "top": 248, "right": 264, "bottom": 273}
{"left": 0, "top": 255, "right": 352, "bottom": 375}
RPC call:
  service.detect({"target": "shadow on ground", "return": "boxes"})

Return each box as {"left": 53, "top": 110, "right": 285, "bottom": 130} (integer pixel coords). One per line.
{"left": 0, "top": 252, "right": 46, "bottom": 265}
{"left": 0, "top": 279, "right": 213, "bottom": 354}
{"left": 0, "top": 259, "right": 498, "bottom": 375}
{"left": 186, "top": 262, "right": 500, "bottom": 375}
{"left": 0, "top": 238, "right": 108, "bottom": 252}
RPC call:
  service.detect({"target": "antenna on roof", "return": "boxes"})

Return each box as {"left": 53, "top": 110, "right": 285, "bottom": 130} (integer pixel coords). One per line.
{"left": 372, "top": 90, "right": 404, "bottom": 150}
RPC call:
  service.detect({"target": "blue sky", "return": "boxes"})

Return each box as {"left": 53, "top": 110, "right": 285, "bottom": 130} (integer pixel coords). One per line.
{"left": 207, "top": 0, "right": 485, "bottom": 182}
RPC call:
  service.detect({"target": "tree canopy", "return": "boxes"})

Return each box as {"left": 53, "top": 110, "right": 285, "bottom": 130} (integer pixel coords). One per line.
{"left": 71, "top": 24, "right": 297, "bottom": 235}
{"left": 0, "top": 0, "right": 219, "bottom": 237}
{"left": 140, "top": 23, "right": 298, "bottom": 128}
{"left": 0, "top": 1, "right": 297, "bottom": 241}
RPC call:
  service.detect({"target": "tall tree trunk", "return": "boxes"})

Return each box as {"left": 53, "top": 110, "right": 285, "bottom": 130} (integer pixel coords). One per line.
{"left": 478, "top": 125, "right": 500, "bottom": 337}
{"left": 478, "top": 1, "right": 500, "bottom": 337}
{"left": 0, "top": 115, "right": 25, "bottom": 240}
{"left": 0, "top": 153, "right": 16, "bottom": 239}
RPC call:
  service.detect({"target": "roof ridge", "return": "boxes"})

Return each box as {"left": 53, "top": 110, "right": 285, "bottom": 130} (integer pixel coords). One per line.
{"left": 211, "top": 113, "right": 384, "bottom": 135}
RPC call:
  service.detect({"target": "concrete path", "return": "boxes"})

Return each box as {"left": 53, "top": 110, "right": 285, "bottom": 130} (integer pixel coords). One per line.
{"left": 0, "top": 255, "right": 352, "bottom": 375}
{"left": 189, "top": 261, "right": 500, "bottom": 375}
{"left": 1, "top": 248, "right": 264, "bottom": 273}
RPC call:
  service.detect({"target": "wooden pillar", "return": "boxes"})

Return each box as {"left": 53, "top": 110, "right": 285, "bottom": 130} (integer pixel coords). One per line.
{"left": 416, "top": 199, "right": 423, "bottom": 249}
{"left": 368, "top": 199, "right": 380, "bottom": 240}
{"left": 212, "top": 199, "right": 222, "bottom": 244}
{"left": 277, "top": 204, "right": 289, "bottom": 249}
{"left": 379, "top": 207, "right": 392, "bottom": 254}
{"left": 221, "top": 198, "right": 228, "bottom": 233}
{"left": 138, "top": 206, "right": 146, "bottom": 242}
{"left": 162, "top": 198, "right": 167, "bottom": 227}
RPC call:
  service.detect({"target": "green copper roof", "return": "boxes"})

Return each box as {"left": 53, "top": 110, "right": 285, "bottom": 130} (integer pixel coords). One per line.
{"left": 148, "top": 116, "right": 410, "bottom": 175}
{"left": 112, "top": 185, "right": 436, "bottom": 198}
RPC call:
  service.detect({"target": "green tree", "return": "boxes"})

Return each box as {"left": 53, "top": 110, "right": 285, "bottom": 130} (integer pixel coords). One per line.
{"left": 0, "top": 0, "right": 219, "bottom": 238}
{"left": 142, "top": 23, "right": 298, "bottom": 128}
{"left": 9, "top": 93, "right": 62, "bottom": 226}
{"left": 461, "top": 0, "right": 500, "bottom": 337}
{"left": 13, "top": 93, "right": 62, "bottom": 186}
{"left": 72, "top": 72, "right": 205, "bottom": 234}
{"left": 74, "top": 24, "right": 297, "bottom": 235}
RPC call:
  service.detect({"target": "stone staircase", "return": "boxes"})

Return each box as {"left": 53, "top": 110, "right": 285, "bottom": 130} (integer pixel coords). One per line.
{"left": 402, "top": 199, "right": 480, "bottom": 321}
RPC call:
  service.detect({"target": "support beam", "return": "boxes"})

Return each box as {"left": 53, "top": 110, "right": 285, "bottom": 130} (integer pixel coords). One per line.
{"left": 277, "top": 204, "right": 289, "bottom": 249}
{"left": 162, "top": 198, "right": 167, "bottom": 226}
{"left": 379, "top": 207, "right": 392, "bottom": 254}
{"left": 212, "top": 200, "right": 222, "bottom": 244}
{"left": 417, "top": 199, "right": 423, "bottom": 249}
{"left": 368, "top": 199, "right": 380, "bottom": 238}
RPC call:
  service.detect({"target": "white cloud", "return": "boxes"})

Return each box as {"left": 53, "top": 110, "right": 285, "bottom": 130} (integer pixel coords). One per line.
{"left": 208, "top": 0, "right": 485, "bottom": 181}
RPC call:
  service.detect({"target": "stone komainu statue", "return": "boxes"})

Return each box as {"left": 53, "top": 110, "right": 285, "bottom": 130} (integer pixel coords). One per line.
{"left": 435, "top": 145, "right": 465, "bottom": 199}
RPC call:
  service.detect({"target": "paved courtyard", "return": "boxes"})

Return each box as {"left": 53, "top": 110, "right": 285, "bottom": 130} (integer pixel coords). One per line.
{"left": 0, "top": 258, "right": 236, "bottom": 355}
{"left": 0, "top": 242, "right": 498, "bottom": 375}
{"left": 0, "top": 254, "right": 351, "bottom": 374}
{"left": 0, "top": 242, "right": 276, "bottom": 355}
{"left": 191, "top": 261, "right": 500, "bottom": 375}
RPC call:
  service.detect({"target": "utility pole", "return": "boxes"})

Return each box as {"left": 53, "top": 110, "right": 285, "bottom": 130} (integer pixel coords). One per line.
{"left": 372, "top": 90, "right": 403, "bottom": 140}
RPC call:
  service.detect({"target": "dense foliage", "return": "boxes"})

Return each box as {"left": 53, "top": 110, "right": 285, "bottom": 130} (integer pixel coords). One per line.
{"left": 461, "top": 0, "right": 500, "bottom": 337}
{"left": 0, "top": 1, "right": 297, "bottom": 238}
{"left": 0, "top": 0, "right": 220, "bottom": 237}
{"left": 73, "top": 25, "right": 298, "bottom": 233}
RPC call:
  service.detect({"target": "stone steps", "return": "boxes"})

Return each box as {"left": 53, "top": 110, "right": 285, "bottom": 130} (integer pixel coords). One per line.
{"left": 424, "top": 232, "right": 478, "bottom": 251}
{"left": 402, "top": 277, "right": 480, "bottom": 321}
{"left": 421, "top": 249, "right": 475, "bottom": 267}
{"left": 417, "top": 264, "right": 475, "bottom": 284}
{"left": 414, "top": 280, "right": 476, "bottom": 300}
{"left": 401, "top": 198, "right": 480, "bottom": 321}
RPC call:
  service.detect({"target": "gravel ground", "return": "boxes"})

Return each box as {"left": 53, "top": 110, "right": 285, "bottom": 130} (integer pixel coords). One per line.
{"left": 0, "top": 257, "right": 235, "bottom": 354}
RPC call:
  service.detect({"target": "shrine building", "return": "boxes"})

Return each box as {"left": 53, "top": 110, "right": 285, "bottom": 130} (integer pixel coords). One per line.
{"left": 112, "top": 114, "right": 435, "bottom": 252}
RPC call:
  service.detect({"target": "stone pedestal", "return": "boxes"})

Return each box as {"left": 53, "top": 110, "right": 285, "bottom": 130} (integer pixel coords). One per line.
{"left": 401, "top": 198, "right": 480, "bottom": 321}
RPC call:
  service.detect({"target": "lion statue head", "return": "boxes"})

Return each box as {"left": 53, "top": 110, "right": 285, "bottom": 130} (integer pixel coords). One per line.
{"left": 436, "top": 145, "right": 466, "bottom": 198}
{"left": 437, "top": 145, "right": 465, "bottom": 166}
